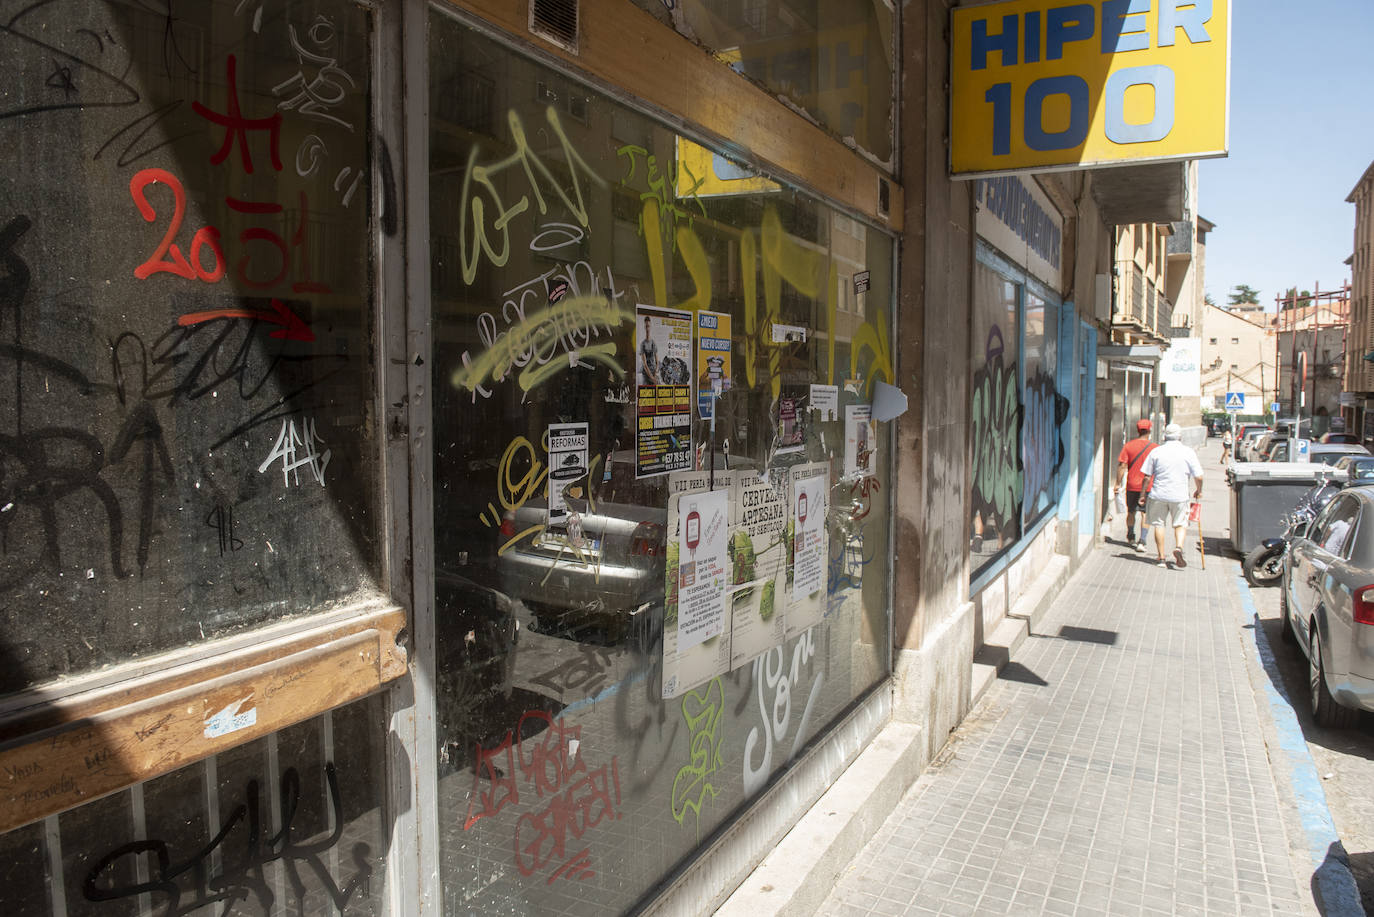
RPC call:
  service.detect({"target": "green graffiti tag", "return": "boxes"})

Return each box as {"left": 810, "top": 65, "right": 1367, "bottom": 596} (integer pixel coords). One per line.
{"left": 970, "top": 328, "right": 1023, "bottom": 541}
{"left": 671, "top": 677, "right": 725, "bottom": 830}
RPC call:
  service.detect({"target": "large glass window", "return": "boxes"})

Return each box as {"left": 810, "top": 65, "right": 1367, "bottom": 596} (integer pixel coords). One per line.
{"left": 627, "top": 0, "right": 895, "bottom": 165}
{"left": 429, "top": 7, "right": 893, "bottom": 911}
{"left": 0, "top": 0, "right": 379, "bottom": 695}
{"left": 970, "top": 264, "right": 1021, "bottom": 574}
{"left": 1022, "top": 291, "right": 1062, "bottom": 527}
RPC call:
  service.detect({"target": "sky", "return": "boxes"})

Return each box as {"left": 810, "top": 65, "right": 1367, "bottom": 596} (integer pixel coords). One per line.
{"left": 1197, "top": 0, "right": 1374, "bottom": 309}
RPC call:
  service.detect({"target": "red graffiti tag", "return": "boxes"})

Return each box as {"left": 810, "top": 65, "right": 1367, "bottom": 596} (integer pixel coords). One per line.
{"left": 177, "top": 298, "right": 315, "bottom": 342}
{"left": 192, "top": 54, "right": 283, "bottom": 174}
{"left": 463, "top": 711, "right": 620, "bottom": 883}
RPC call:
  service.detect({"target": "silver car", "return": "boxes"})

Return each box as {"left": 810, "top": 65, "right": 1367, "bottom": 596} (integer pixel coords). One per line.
{"left": 1281, "top": 486, "right": 1374, "bottom": 726}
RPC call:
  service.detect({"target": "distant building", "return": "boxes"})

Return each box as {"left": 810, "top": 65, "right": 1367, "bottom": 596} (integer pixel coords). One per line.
{"left": 1200, "top": 304, "right": 1273, "bottom": 414}
{"left": 1348, "top": 159, "right": 1374, "bottom": 442}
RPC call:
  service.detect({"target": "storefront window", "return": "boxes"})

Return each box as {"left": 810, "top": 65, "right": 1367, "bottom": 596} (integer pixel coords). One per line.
{"left": 970, "top": 264, "right": 1021, "bottom": 574}
{"left": 0, "top": 0, "right": 379, "bottom": 692}
{"left": 429, "top": 6, "right": 893, "bottom": 911}
{"left": 627, "top": 0, "right": 895, "bottom": 165}
{"left": 1022, "top": 291, "right": 1062, "bottom": 527}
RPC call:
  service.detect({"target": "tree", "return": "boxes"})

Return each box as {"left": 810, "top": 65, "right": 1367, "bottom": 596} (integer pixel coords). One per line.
{"left": 1204, "top": 293, "right": 1217, "bottom": 307}
{"left": 1228, "top": 284, "right": 1260, "bottom": 305}
{"left": 1280, "top": 287, "right": 1313, "bottom": 310}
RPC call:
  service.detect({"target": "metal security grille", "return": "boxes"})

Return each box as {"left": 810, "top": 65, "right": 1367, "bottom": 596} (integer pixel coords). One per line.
{"left": 530, "top": 0, "right": 578, "bottom": 50}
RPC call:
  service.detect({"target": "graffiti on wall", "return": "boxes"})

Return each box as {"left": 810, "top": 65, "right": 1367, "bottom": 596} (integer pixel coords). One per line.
{"left": 742, "top": 629, "right": 819, "bottom": 796}
{"left": 670, "top": 676, "right": 725, "bottom": 831}
{"left": 84, "top": 763, "right": 371, "bottom": 915}
{"left": 464, "top": 711, "right": 622, "bottom": 884}
{"left": 970, "top": 327, "right": 1022, "bottom": 557}
{"left": 1022, "top": 368, "right": 1070, "bottom": 521}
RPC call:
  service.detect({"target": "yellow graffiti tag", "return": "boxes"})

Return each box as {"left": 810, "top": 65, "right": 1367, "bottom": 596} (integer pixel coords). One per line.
{"left": 451, "top": 295, "right": 634, "bottom": 395}
{"left": 671, "top": 677, "right": 725, "bottom": 830}
{"left": 850, "top": 309, "right": 894, "bottom": 397}
{"left": 459, "top": 107, "right": 607, "bottom": 285}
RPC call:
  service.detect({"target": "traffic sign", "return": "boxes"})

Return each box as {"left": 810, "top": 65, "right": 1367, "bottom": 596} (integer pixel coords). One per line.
{"left": 1224, "top": 392, "right": 1245, "bottom": 412}
{"left": 1271, "top": 402, "right": 1281, "bottom": 414}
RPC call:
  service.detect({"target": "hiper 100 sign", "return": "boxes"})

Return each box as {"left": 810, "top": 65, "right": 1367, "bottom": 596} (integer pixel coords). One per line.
{"left": 951, "top": 0, "right": 1229, "bottom": 176}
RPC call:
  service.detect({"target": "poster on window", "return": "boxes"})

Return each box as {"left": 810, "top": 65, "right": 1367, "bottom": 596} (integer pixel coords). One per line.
{"left": 637, "top": 305, "right": 694, "bottom": 477}
{"left": 546, "top": 422, "right": 588, "bottom": 525}
{"left": 777, "top": 395, "right": 804, "bottom": 452}
{"left": 675, "top": 488, "right": 729, "bottom": 651}
{"left": 696, "top": 310, "right": 732, "bottom": 419}
{"left": 844, "top": 404, "right": 876, "bottom": 478}
{"left": 662, "top": 483, "right": 733, "bottom": 699}
{"left": 787, "top": 462, "right": 829, "bottom": 639}
{"left": 728, "top": 471, "right": 789, "bottom": 669}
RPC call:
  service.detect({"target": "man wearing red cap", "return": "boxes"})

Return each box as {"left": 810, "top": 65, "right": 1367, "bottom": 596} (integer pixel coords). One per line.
{"left": 1114, "top": 419, "right": 1156, "bottom": 552}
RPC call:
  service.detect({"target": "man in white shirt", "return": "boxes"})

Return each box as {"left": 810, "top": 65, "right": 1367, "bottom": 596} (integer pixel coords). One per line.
{"left": 1141, "top": 423, "right": 1205, "bottom": 568}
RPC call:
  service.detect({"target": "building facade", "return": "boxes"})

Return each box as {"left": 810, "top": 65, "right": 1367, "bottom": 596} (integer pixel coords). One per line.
{"left": 1346, "top": 161, "right": 1374, "bottom": 442}
{"left": 0, "top": 2, "right": 1191, "bottom": 914}
{"left": 1200, "top": 304, "right": 1273, "bottom": 416}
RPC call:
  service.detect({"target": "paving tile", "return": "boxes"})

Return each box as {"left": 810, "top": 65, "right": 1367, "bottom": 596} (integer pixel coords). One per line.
{"left": 815, "top": 488, "right": 1321, "bottom": 917}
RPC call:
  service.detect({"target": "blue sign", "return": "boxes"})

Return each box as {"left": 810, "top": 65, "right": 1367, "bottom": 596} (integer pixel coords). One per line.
{"left": 1271, "top": 401, "right": 1281, "bottom": 414}
{"left": 1224, "top": 392, "right": 1245, "bottom": 411}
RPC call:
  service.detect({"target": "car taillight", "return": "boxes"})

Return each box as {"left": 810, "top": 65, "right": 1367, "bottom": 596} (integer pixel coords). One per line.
{"left": 630, "top": 522, "right": 665, "bottom": 557}
{"left": 499, "top": 515, "right": 516, "bottom": 539}
{"left": 1355, "top": 586, "right": 1374, "bottom": 626}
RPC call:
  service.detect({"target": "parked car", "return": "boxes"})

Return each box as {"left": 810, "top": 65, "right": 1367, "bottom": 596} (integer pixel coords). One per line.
{"left": 1252, "top": 432, "right": 1282, "bottom": 462}
{"left": 1235, "top": 424, "right": 1270, "bottom": 461}
{"left": 1309, "top": 443, "right": 1371, "bottom": 466}
{"left": 1281, "top": 486, "right": 1374, "bottom": 726}
{"left": 1332, "top": 454, "right": 1374, "bottom": 481}
{"left": 1321, "top": 432, "right": 1360, "bottom": 444}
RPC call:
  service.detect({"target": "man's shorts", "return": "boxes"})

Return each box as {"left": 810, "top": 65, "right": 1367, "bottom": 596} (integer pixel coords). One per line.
{"left": 1125, "top": 490, "right": 1148, "bottom": 513}
{"left": 1146, "top": 497, "right": 1190, "bottom": 528}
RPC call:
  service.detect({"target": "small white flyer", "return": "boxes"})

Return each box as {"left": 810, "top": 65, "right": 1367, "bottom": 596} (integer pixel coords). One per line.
{"left": 844, "top": 404, "right": 876, "bottom": 478}
{"left": 810, "top": 384, "right": 839, "bottom": 421}
{"left": 547, "top": 422, "right": 589, "bottom": 524}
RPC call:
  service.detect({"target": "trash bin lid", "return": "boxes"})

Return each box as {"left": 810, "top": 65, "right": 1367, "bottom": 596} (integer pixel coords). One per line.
{"left": 1229, "top": 462, "right": 1347, "bottom": 481}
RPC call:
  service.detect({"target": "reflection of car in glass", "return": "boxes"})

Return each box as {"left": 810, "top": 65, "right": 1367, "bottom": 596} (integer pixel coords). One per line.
{"left": 496, "top": 451, "right": 749, "bottom": 646}
{"left": 1332, "top": 455, "right": 1374, "bottom": 480}
{"left": 1281, "top": 487, "right": 1374, "bottom": 726}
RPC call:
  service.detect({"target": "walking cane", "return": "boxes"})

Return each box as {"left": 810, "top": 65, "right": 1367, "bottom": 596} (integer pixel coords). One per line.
{"left": 1191, "top": 501, "right": 1205, "bottom": 569}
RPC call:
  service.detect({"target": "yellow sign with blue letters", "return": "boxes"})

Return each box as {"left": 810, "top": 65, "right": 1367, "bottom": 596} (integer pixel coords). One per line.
{"left": 951, "top": 0, "right": 1229, "bottom": 176}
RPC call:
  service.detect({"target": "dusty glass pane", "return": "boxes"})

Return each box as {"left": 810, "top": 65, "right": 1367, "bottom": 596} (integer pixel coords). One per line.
{"left": 0, "top": 0, "right": 379, "bottom": 695}
{"left": 0, "top": 695, "right": 389, "bottom": 917}
{"left": 430, "top": 6, "right": 893, "bottom": 912}
{"left": 626, "top": 0, "right": 894, "bottom": 164}
{"left": 970, "top": 264, "right": 1021, "bottom": 576}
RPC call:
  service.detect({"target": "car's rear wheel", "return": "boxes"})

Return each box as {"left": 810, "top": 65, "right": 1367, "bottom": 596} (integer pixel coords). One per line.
{"left": 1279, "top": 582, "right": 1296, "bottom": 645}
{"left": 1310, "top": 625, "right": 1359, "bottom": 728}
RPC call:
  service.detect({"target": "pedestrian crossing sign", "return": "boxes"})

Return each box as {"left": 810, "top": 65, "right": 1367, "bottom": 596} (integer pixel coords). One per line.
{"left": 1225, "top": 392, "right": 1245, "bottom": 412}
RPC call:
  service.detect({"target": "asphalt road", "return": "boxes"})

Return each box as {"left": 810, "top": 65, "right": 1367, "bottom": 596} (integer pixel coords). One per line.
{"left": 1224, "top": 494, "right": 1374, "bottom": 914}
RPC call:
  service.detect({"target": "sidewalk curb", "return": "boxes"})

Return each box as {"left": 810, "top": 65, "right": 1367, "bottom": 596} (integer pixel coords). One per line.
{"left": 1232, "top": 573, "right": 1366, "bottom": 917}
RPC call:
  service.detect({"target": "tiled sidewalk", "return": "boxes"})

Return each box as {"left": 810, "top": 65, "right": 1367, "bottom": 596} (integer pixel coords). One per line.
{"left": 820, "top": 450, "right": 1320, "bottom": 917}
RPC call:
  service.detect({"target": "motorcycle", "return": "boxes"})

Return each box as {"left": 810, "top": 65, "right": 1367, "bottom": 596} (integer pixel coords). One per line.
{"left": 1241, "top": 477, "right": 1342, "bottom": 587}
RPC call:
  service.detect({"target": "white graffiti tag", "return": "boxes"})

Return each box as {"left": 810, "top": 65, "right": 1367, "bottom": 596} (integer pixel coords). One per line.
{"left": 258, "top": 418, "right": 332, "bottom": 487}
{"left": 742, "top": 629, "right": 819, "bottom": 796}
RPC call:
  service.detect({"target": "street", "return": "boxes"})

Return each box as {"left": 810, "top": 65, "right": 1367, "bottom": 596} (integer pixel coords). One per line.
{"left": 1231, "top": 475, "right": 1374, "bottom": 915}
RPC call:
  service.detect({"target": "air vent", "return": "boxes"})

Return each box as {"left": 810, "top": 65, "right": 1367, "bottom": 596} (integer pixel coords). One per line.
{"left": 530, "top": 0, "right": 578, "bottom": 52}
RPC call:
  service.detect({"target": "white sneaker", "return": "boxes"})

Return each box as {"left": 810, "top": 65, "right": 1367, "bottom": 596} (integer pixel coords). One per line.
{"left": 1133, "top": 540, "right": 1146, "bottom": 554}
